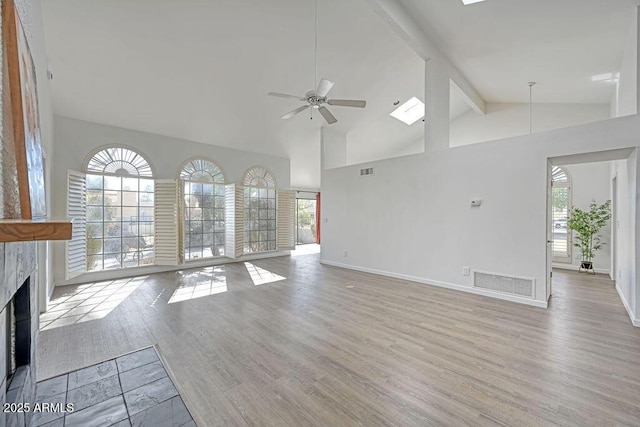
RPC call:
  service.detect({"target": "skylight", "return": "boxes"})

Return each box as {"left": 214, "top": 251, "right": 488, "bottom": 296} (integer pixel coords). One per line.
{"left": 389, "top": 97, "right": 425, "bottom": 125}
{"left": 461, "top": 0, "right": 486, "bottom": 5}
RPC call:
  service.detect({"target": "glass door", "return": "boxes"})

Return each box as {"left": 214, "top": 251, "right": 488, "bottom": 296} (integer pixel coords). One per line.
{"left": 296, "top": 199, "right": 317, "bottom": 245}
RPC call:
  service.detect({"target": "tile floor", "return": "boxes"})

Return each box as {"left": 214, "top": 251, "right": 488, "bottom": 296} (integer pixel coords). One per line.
{"left": 31, "top": 347, "right": 195, "bottom": 427}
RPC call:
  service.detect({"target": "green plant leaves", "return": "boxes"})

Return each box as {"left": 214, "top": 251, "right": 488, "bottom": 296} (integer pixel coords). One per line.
{"left": 567, "top": 199, "right": 611, "bottom": 263}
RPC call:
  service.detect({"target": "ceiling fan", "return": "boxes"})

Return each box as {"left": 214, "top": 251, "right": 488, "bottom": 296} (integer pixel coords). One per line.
{"left": 268, "top": 80, "right": 366, "bottom": 125}
{"left": 267, "top": 0, "right": 366, "bottom": 125}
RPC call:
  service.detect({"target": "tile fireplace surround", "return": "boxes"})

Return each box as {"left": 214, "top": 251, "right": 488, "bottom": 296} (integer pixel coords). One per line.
{"left": 1, "top": 241, "right": 38, "bottom": 427}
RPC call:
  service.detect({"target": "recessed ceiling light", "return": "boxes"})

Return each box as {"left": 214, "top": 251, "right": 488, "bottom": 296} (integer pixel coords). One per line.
{"left": 390, "top": 97, "right": 425, "bottom": 125}
{"left": 461, "top": 0, "right": 486, "bottom": 5}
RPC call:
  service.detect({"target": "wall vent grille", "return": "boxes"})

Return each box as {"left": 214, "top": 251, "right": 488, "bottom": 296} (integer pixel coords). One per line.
{"left": 360, "top": 168, "right": 374, "bottom": 176}
{"left": 473, "top": 271, "right": 534, "bottom": 298}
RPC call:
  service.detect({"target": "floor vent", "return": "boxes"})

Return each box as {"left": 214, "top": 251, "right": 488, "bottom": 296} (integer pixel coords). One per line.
{"left": 473, "top": 271, "right": 535, "bottom": 298}
{"left": 360, "top": 167, "right": 374, "bottom": 176}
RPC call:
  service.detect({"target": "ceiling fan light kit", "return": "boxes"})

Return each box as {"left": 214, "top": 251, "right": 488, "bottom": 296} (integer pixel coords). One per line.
{"left": 267, "top": 0, "right": 366, "bottom": 125}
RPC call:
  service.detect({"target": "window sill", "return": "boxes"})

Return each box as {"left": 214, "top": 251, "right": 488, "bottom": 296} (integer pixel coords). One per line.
{"left": 62, "top": 250, "right": 291, "bottom": 287}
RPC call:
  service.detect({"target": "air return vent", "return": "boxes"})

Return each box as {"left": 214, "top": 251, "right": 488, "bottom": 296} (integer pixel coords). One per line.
{"left": 473, "top": 271, "right": 535, "bottom": 298}
{"left": 360, "top": 168, "right": 374, "bottom": 176}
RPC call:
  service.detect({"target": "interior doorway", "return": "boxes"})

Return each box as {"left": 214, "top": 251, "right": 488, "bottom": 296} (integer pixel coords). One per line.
{"left": 546, "top": 148, "right": 634, "bottom": 303}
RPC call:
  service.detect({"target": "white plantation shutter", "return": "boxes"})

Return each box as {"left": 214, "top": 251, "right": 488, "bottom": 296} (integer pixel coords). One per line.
{"left": 154, "top": 179, "right": 179, "bottom": 265}
{"left": 225, "top": 184, "right": 244, "bottom": 259}
{"left": 277, "top": 190, "right": 296, "bottom": 250}
{"left": 66, "top": 170, "right": 86, "bottom": 279}
{"left": 177, "top": 180, "right": 185, "bottom": 264}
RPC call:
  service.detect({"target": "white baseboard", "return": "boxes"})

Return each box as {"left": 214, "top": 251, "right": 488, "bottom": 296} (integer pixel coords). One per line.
{"left": 615, "top": 283, "right": 639, "bottom": 327}
{"left": 58, "top": 251, "right": 291, "bottom": 287}
{"left": 552, "top": 263, "right": 610, "bottom": 276}
{"left": 320, "top": 260, "right": 548, "bottom": 309}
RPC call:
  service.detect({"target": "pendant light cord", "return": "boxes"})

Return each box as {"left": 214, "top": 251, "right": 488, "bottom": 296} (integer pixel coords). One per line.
{"left": 314, "top": 0, "right": 318, "bottom": 89}
{"left": 528, "top": 82, "right": 536, "bottom": 134}
{"left": 529, "top": 85, "right": 532, "bottom": 134}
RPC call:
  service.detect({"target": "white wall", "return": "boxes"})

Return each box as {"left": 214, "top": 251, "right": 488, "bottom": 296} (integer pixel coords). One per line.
{"left": 280, "top": 129, "right": 320, "bottom": 191}
{"left": 51, "top": 115, "right": 290, "bottom": 286}
{"left": 450, "top": 103, "right": 611, "bottom": 147}
{"left": 617, "top": 9, "right": 639, "bottom": 117}
{"left": 322, "top": 114, "right": 640, "bottom": 310}
{"left": 632, "top": 151, "right": 640, "bottom": 324}
{"left": 554, "top": 162, "right": 612, "bottom": 273}
{"left": 321, "top": 127, "right": 347, "bottom": 170}
{"left": 610, "top": 152, "right": 638, "bottom": 323}
{"left": 391, "top": 137, "right": 424, "bottom": 158}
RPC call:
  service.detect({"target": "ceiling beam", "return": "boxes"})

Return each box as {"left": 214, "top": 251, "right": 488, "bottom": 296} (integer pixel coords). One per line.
{"left": 364, "top": 0, "right": 486, "bottom": 115}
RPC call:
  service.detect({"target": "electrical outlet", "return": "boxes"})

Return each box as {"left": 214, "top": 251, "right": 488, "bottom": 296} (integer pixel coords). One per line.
{"left": 343, "top": 250, "right": 348, "bottom": 257}
{"left": 463, "top": 266, "right": 470, "bottom": 276}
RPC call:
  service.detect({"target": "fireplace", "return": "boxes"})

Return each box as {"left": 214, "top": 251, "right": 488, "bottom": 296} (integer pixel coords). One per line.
{"left": 6, "top": 297, "right": 15, "bottom": 384}
{"left": 5, "top": 277, "right": 31, "bottom": 389}
{"left": 0, "top": 242, "right": 38, "bottom": 427}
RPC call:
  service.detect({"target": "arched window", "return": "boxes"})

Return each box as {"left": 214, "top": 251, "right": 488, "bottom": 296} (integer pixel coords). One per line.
{"left": 242, "top": 166, "right": 277, "bottom": 253}
{"left": 552, "top": 166, "right": 572, "bottom": 263}
{"left": 85, "top": 147, "right": 154, "bottom": 271}
{"left": 180, "top": 159, "right": 226, "bottom": 260}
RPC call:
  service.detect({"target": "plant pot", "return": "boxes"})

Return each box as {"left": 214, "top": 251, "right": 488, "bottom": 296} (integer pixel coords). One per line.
{"left": 579, "top": 261, "right": 595, "bottom": 274}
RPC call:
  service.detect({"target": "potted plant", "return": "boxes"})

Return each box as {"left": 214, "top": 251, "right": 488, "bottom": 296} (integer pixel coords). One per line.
{"left": 567, "top": 200, "right": 611, "bottom": 273}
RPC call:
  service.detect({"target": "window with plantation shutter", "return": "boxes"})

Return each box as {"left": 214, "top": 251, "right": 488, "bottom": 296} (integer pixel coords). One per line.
{"left": 180, "top": 159, "right": 226, "bottom": 260}
{"left": 277, "top": 190, "right": 295, "bottom": 250}
{"left": 154, "top": 180, "right": 179, "bottom": 265}
{"left": 551, "top": 166, "right": 572, "bottom": 263}
{"left": 177, "top": 181, "right": 185, "bottom": 264}
{"left": 85, "top": 147, "right": 155, "bottom": 271}
{"left": 242, "top": 167, "right": 277, "bottom": 254}
{"left": 225, "top": 184, "right": 244, "bottom": 259}
{"left": 66, "top": 170, "right": 87, "bottom": 279}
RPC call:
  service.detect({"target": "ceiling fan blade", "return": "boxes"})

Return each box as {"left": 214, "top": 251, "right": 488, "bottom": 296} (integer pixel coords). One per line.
{"left": 281, "top": 105, "right": 310, "bottom": 119}
{"left": 316, "top": 78, "right": 335, "bottom": 98}
{"left": 327, "top": 99, "right": 366, "bottom": 108}
{"left": 318, "top": 106, "right": 337, "bottom": 125}
{"left": 268, "top": 92, "right": 305, "bottom": 100}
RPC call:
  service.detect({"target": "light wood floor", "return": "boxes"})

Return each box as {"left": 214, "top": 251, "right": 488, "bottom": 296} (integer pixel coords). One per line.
{"left": 38, "top": 256, "right": 640, "bottom": 426}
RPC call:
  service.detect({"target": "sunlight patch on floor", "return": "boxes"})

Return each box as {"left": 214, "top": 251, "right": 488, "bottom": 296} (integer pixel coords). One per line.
{"left": 41, "top": 276, "right": 147, "bottom": 330}
{"left": 291, "top": 244, "right": 320, "bottom": 257}
{"left": 169, "top": 266, "right": 228, "bottom": 303}
{"left": 244, "top": 262, "right": 286, "bottom": 286}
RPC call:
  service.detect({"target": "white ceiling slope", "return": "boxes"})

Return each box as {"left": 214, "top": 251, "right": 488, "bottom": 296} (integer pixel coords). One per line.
{"left": 42, "top": 0, "right": 637, "bottom": 189}
{"left": 398, "top": 0, "right": 639, "bottom": 104}
{"left": 41, "top": 0, "right": 424, "bottom": 189}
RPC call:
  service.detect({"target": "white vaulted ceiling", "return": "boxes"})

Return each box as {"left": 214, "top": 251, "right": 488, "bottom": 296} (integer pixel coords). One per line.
{"left": 41, "top": 0, "right": 424, "bottom": 188}
{"left": 398, "top": 0, "right": 639, "bottom": 103}
{"left": 41, "top": 0, "right": 638, "bottom": 188}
